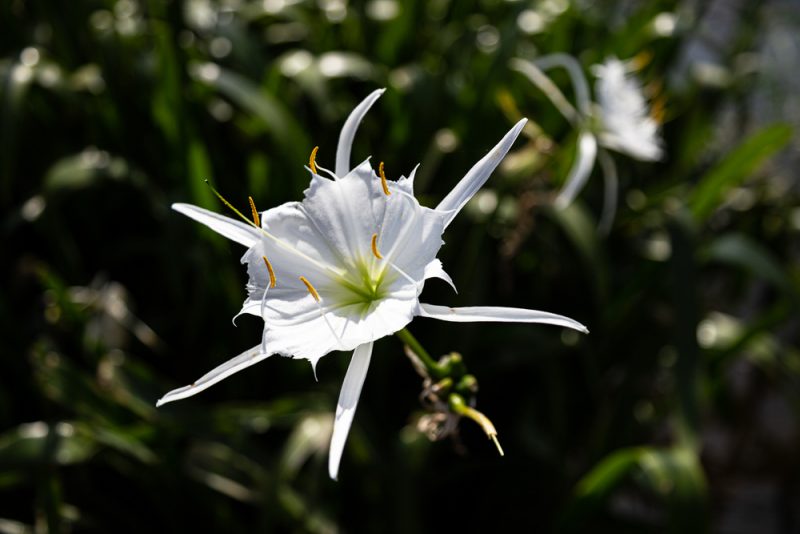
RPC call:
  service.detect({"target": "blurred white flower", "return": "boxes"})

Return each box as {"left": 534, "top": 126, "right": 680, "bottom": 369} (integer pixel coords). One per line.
{"left": 157, "top": 89, "right": 588, "bottom": 480}
{"left": 593, "top": 58, "right": 663, "bottom": 161}
{"left": 511, "top": 54, "right": 664, "bottom": 232}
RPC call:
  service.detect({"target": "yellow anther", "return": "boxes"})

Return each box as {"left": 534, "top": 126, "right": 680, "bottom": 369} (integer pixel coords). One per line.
{"left": 206, "top": 180, "right": 254, "bottom": 228}
{"left": 299, "top": 276, "right": 320, "bottom": 302}
{"left": 309, "top": 146, "right": 319, "bottom": 174}
{"left": 262, "top": 256, "right": 276, "bottom": 288}
{"left": 632, "top": 50, "right": 653, "bottom": 71}
{"left": 248, "top": 196, "right": 260, "bottom": 227}
{"left": 378, "top": 161, "right": 391, "bottom": 196}
{"left": 371, "top": 233, "right": 383, "bottom": 259}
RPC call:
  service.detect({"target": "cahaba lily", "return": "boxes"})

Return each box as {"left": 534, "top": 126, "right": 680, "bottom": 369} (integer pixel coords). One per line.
{"left": 511, "top": 54, "right": 664, "bottom": 232}
{"left": 157, "top": 89, "right": 588, "bottom": 480}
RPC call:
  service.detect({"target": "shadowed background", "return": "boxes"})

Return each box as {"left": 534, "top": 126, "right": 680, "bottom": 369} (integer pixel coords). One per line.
{"left": 2, "top": 0, "right": 799, "bottom": 532}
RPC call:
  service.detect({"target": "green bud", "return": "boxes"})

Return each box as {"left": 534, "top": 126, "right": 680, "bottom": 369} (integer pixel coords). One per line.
{"left": 455, "top": 374, "right": 478, "bottom": 395}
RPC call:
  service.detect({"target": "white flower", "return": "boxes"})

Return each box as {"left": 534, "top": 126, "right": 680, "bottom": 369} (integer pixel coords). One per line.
{"left": 156, "top": 89, "right": 588, "bottom": 480}
{"left": 593, "top": 58, "right": 663, "bottom": 162}
{"left": 511, "top": 54, "right": 663, "bottom": 232}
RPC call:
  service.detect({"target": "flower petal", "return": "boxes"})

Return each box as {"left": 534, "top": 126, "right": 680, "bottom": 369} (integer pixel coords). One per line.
{"left": 155, "top": 345, "right": 269, "bottom": 407}
{"left": 594, "top": 58, "right": 663, "bottom": 161}
{"left": 335, "top": 88, "right": 386, "bottom": 176}
{"left": 329, "top": 341, "right": 373, "bottom": 480}
{"left": 417, "top": 303, "right": 589, "bottom": 333}
{"left": 554, "top": 130, "right": 598, "bottom": 209}
{"left": 510, "top": 58, "right": 579, "bottom": 124}
{"left": 597, "top": 149, "right": 619, "bottom": 235}
{"left": 532, "top": 53, "right": 593, "bottom": 117}
{"left": 172, "top": 203, "right": 260, "bottom": 248}
{"left": 436, "top": 119, "right": 527, "bottom": 229}
{"left": 423, "top": 259, "right": 457, "bottom": 293}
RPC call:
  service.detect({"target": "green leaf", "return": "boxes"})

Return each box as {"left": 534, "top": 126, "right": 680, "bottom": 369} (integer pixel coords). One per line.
{"left": 703, "top": 232, "right": 797, "bottom": 295}
{"left": 574, "top": 446, "right": 645, "bottom": 500}
{"left": 689, "top": 124, "right": 792, "bottom": 221}
{"left": 194, "top": 64, "right": 309, "bottom": 164}
{"left": 547, "top": 203, "right": 609, "bottom": 298}
{"left": 0, "top": 422, "right": 97, "bottom": 466}
{"left": 565, "top": 446, "right": 707, "bottom": 532}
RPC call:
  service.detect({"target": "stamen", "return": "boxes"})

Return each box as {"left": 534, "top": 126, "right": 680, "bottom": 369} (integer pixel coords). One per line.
{"left": 309, "top": 146, "right": 319, "bottom": 174}
{"left": 297, "top": 278, "right": 345, "bottom": 350}
{"left": 248, "top": 196, "right": 260, "bottom": 227}
{"left": 388, "top": 261, "right": 416, "bottom": 285}
{"left": 262, "top": 256, "right": 276, "bottom": 288}
{"left": 204, "top": 181, "right": 345, "bottom": 278}
{"left": 299, "top": 276, "right": 320, "bottom": 302}
{"left": 371, "top": 233, "right": 383, "bottom": 259}
{"left": 206, "top": 180, "right": 253, "bottom": 225}
{"left": 379, "top": 161, "right": 391, "bottom": 196}
{"left": 259, "top": 284, "right": 270, "bottom": 353}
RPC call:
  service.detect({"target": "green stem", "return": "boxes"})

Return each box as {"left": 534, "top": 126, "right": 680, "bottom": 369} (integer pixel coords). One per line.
{"left": 396, "top": 328, "right": 445, "bottom": 378}
{"left": 448, "top": 393, "right": 504, "bottom": 456}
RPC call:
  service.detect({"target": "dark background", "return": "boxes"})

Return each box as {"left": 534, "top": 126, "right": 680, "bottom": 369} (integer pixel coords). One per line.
{"left": 2, "top": 0, "right": 799, "bottom": 532}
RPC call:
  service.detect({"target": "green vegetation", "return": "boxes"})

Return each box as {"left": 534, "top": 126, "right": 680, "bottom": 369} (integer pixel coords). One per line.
{"left": 1, "top": 0, "right": 797, "bottom": 532}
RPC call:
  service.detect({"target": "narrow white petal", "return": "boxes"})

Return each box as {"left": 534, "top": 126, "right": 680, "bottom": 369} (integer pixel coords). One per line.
{"left": 418, "top": 303, "right": 589, "bottom": 334}
{"left": 510, "top": 58, "right": 579, "bottom": 124}
{"left": 156, "top": 345, "right": 269, "bottom": 407}
{"left": 554, "top": 131, "right": 598, "bottom": 209}
{"left": 423, "top": 259, "right": 457, "bottom": 293}
{"left": 597, "top": 149, "right": 619, "bottom": 235}
{"left": 436, "top": 119, "right": 527, "bottom": 229}
{"left": 335, "top": 88, "right": 386, "bottom": 176}
{"left": 329, "top": 341, "right": 373, "bottom": 480}
{"left": 533, "top": 53, "right": 593, "bottom": 117}
{"left": 172, "top": 203, "right": 259, "bottom": 248}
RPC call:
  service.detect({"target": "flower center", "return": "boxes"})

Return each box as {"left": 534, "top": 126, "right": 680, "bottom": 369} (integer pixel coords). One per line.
{"left": 335, "top": 259, "right": 391, "bottom": 311}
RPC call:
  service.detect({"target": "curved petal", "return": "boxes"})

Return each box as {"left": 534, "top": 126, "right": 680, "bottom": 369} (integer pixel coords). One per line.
{"left": 417, "top": 303, "right": 589, "bottom": 334}
{"left": 597, "top": 149, "right": 619, "bottom": 235}
{"left": 510, "top": 58, "right": 579, "bottom": 124}
{"left": 554, "top": 130, "right": 598, "bottom": 209}
{"left": 533, "top": 53, "right": 593, "bottom": 118}
{"left": 172, "top": 203, "right": 259, "bottom": 248}
{"left": 329, "top": 341, "right": 373, "bottom": 480}
{"left": 423, "top": 259, "right": 457, "bottom": 293}
{"left": 336, "top": 88, "right": 386, "bottom": 176}
{"left": 155, "top": 345, "right": 269, "bottom": 407}
{"left": 436, "top": 119, "right": 527, "bottom": 229}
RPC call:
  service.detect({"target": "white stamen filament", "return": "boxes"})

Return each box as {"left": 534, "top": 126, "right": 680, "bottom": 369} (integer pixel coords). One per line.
{"left": 300, "top": 275, "right": 346, "bottom": 350}
{"left": 207, "top": 182, "right": 346, "bottom": 277}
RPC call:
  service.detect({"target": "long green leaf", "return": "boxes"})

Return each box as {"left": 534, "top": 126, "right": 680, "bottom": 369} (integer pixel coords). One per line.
{"left": 689, "top": 124, "right": 792, "bottom": 221}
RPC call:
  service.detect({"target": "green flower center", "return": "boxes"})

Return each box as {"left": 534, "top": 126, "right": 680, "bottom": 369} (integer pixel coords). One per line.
{"left": 335, "top": 259, "right": 391, "bottom": 313}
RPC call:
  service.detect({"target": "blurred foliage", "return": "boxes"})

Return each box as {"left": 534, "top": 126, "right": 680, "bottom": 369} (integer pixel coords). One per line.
{"left": 2, "top": 0, "right": 799, "bottom": 532}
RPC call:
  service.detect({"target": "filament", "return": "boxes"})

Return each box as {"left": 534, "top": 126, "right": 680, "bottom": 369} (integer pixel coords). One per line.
{"left": 204, "top": 180, "right": 345, "bottom": 277}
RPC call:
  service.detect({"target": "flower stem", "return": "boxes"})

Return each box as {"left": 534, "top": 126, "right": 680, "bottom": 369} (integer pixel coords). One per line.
{"left": 448, "top": 393, "right": 504, "bottom": 456}
{"left": 396, "top": 328, "right": 446, "bottom": 378}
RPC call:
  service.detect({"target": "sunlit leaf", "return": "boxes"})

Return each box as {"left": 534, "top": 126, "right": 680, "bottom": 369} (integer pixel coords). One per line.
{"left": 689, "top": 124, "right": 792, "bottom": 221}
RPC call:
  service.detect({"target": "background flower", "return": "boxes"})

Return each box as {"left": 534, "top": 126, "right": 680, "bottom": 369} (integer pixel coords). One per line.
{"left": 512, "top": 53, "right": 664, "bottom": 232}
